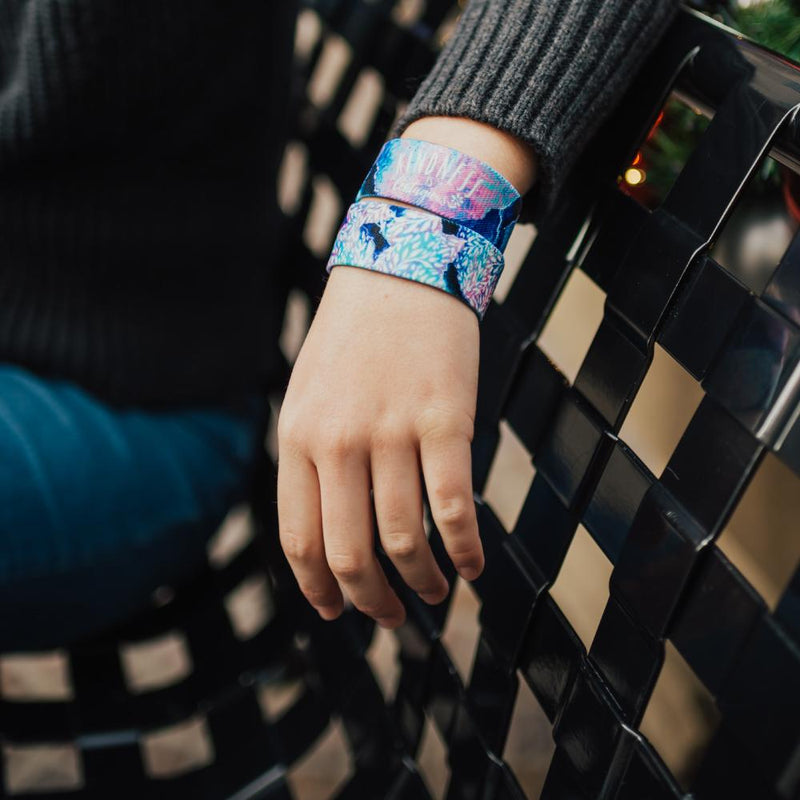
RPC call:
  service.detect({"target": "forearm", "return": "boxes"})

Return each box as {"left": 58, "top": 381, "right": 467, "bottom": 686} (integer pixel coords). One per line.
{"left": 340, "top": 116, "right": 537, "bottom": 320}
{"left": 398, "top": 0, "right": 680, "bottom": 216}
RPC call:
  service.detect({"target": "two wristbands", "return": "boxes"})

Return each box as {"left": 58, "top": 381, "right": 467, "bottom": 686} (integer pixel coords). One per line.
{"left": 326, "top": 138, "right": 521, "bottom": 319}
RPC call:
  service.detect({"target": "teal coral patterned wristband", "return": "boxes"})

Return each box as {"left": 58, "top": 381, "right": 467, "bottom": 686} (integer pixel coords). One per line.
{"left": 327, "top": 200, "right": 504, "bottom": 320}
{"left": 357, "top": 138, "right": 522, "bottom": 251}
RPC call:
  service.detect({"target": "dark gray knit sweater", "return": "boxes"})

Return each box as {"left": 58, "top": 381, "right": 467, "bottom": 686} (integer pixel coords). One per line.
{"left": 403, "top": 0, "right": 680, "bottom": 213}
{"left": 0, "top": 0, "right": 678, "bottom": 407}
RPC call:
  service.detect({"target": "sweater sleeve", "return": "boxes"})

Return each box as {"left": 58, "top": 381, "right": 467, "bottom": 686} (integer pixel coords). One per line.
{"left": 397, "top": 0, "right": 680, "bottom": 217}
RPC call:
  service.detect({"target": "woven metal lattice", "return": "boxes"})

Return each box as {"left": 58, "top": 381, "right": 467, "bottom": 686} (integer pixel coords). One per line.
{"left": 0, "top": 448, "right": 339, "bottom": 799}
{"left": 2, "top": 2, "right": 800, "bottom": 799}
{"left": 280, "top": 2, "right": 800, "bottom": 798}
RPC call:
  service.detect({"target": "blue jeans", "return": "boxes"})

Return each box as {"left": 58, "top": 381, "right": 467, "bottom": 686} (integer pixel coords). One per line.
{"left": 0, "top": 365, "right": 265, "bottom": 651}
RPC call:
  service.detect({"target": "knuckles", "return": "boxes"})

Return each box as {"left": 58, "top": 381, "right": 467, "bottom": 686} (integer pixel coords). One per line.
{"left": 304, "top": 423, "right": 412, "bottom": 464}
{"left": 280, "top": 409, "right": 441, "bottom": 464}
{"left": 276, "top": 411, "right": 305, "bottom": 451}
{"left": 431, "top": 496, "right": 475, "bottom": 530}
{"left": 317, "top": 430, "right": 361, "bottom": 462}
{"left": 414, "top": 406, "right": 475, "bottom": 442}
{"left": 279, "top": 530, "right": 320, "bottom": 565}
{"left": 278, "top": 412, "right": 372, "bottom": 463}
{"left": 370, "top": 424, "right": 411, "bottom": 454}
{"left": 382, "top": 533, "right": 422, "bottom": 562}
{"left": 327, "top": 552, "right": 370, "bottom": 582}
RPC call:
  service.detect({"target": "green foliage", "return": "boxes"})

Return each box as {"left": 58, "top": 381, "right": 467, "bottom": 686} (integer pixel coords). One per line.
{"left": 639, "top": 100, "right": 710, "bottom": 204}
{"left": 727, "top": 0, "right": 800, "bottom": 62}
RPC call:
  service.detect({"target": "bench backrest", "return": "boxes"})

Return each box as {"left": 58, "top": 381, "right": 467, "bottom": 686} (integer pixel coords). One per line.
{"left": 283, "top": 2, "right": 800, "bottom": 798}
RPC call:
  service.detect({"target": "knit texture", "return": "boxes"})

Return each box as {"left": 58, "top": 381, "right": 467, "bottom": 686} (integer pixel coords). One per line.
{"left": 401, "top": 0, "right": 680, "bottom": 217}
{"left": 0, "top": 0, "right": 296, "bottom": 407}
{"left": 0, "top": 0, "right": 677, "bottom": 407}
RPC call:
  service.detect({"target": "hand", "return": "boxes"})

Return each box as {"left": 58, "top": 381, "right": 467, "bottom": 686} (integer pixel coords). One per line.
{"left": 277, "top": 265, "right": 482, "bottom": 627}
{"left": 277, "top": 116, "right": 537, "bottom": 628}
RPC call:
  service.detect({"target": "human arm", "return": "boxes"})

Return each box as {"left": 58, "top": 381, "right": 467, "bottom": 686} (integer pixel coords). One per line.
{"left": 277, "top": 0, "right": 680, "bottom": 627}
{"left": 400, "top": 0, "right": 680, "bottom": 217}
{"left": 277, "top": 117, "right": 536, "bottom": 626}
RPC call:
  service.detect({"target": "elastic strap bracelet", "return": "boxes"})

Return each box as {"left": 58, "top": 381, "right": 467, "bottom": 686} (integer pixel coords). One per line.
{"left": 327, "top": 200, "right": 504, "bottom": 320}
{"left": 357, "top": 138, "right": 522, "bottom": 251}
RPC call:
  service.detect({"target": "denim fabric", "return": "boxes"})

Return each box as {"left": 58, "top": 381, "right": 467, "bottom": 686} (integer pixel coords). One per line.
{"left": 0, "top": 365, "right": 264, "bottom": 651}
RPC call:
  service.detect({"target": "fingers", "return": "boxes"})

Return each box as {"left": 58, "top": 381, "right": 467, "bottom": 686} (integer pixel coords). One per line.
{"left": 277, "top": 451, "right": 344, "bottom": 619}
{"left": 371, "top": 442, "right": 449, "bottom": 604}
{"left": 419, "top": 426, "right": 484, "bottom": 581}
{"left": 318, "top": 454, "right": 406, "bottom": 628}
{"left": 278, "top": 408, "right": 479, "bottom": 628}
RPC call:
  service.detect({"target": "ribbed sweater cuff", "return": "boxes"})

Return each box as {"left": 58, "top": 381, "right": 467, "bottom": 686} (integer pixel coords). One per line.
{"left": 397, "top": 0, "right": 679, "bottom": 219}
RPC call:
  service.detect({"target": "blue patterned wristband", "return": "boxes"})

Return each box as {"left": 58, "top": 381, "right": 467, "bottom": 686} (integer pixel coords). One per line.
{"left": 357, "top": 138, "right": 522, "bottom": 251}
{"left": 327, "top": 200, "right": 504, "bottom": 320}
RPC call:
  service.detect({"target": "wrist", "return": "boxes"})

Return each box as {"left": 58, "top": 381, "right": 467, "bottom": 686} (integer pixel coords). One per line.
{"left": 326, "top": 119, "right": 535, "bottom": 319}
{"left": 327, "top": 199, "right": 504, "bottom": 320}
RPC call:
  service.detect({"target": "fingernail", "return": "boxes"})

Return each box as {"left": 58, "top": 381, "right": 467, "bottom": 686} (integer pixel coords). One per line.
{"left": 459, "top": 566, "right": 480, "bottom": 581}
{"left": 376, "top": 615, "right": 404, "bottom": 629}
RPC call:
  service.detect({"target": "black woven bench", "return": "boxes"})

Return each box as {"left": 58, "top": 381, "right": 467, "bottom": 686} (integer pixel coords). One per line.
{"left": 2, "top": 2, "right": 800, "bottom": 798}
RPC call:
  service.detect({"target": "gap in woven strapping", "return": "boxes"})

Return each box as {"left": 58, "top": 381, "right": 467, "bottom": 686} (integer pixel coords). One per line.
{"left": 280, "top": 288, "right": 313, "bottom": 368}
{"left": 304, "top": 175, "right": 343, "bottom": 259}
{"left": 141, "top": 716, "right": 214, "bottom": 778}
{"left": 287, "top": 717, "right": 353, "bottom": 800}
{"left": 366, "top": 624, "right": 402, "bottom": 701}
{"left": 307, "top": 33, "right": 352, "bottom": 109}
{"left": 120, "top": 631, "right": 193, "bottom": 694}
{"left": 294, "top": 8, "right": 323, "bottom": 64}
{"left": 711, "top": 151, "right": 798, "bottom": 296}
{"left": 494, "top": 223, "right": 538, "bottom": 303}
{"left": 278, "top": 141, "right": 310, "bottom": 218}
{"left": 482, "top": 419, "right": 536, "bottom": 533}
{"left": 717, "top": 450, "right": 800, "bottom": 611}
{"left": 503, "top": 677, "right": 554, "bottom": 799}
{"left": 640, "top": 641, "right": 720, "bottom": 791}
{"left": 2, "top": 743, "right": 83, "bottom": 794}
{"left": 441, "top": 577, "right": 481, "bottom": 682}
{"left": 0, "top": 650, "right": 72, "bottom": 702}
{"left": 537, "top": 268, "right": 606, "bottom": 385}
{"left": 391, "top": 0, "right": 426, "bottom": 27}
{"left": 549, "top": 525, "right": 613, "bottom": 651}
{"left": 266, "top": 397, "right": 283, "bottom": 463}
{"left": 619, "top": 344, "right": 704, "bottom": 477}
{"left": 417, "top": 714, "right": 450, "bottom": 799}
{"left": 338, "top": 68, "right": 385, "bottom": 148}
{"left": 619, "top": 91, "right": 712, "bottom": 212}
{"left": 207, "top": 504, "right": 255, "bottom": 569}
{"left": 259, "top": 678, "right": 306, "bottom": 722}
{"left": 224, "top": 574, "right": 275, "bottom": 640}
{"left": 433, "top": 3, "right": 462, "bottom": 47}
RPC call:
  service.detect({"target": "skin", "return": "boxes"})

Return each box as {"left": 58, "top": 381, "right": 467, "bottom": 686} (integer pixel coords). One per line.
{"left": 277, "top": 117, "right": 538, "bottom": 628}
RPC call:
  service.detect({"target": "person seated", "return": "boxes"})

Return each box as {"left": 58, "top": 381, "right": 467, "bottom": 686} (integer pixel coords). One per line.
{"left": 0, "top": 0, "right": 677, "bottom": 650}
